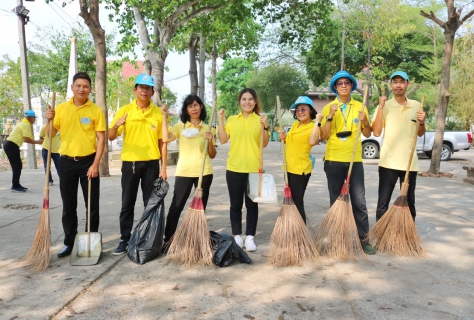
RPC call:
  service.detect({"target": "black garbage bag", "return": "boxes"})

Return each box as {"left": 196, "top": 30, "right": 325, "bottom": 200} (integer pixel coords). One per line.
{"left": 210, "top": 231, "right": 252, "bottom": 267}
{"left": 127, "top": 178, "right": 169, "bottom": 265}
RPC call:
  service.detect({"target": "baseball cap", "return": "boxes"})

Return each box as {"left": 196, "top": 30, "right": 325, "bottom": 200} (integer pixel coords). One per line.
{"left": 135, "top": 74, "right": 155, "bottom": 87}
{"left": 25, "top": 110, "right": 37, "bottom": 118}
{"left": 329, "top": 70, "right": 358, "bottom": 94}
{"left": 390, "top": 71, "right": 409, "bottom": 81}
{"left": 290, "top": 96, "right": 314, "bottom": 110}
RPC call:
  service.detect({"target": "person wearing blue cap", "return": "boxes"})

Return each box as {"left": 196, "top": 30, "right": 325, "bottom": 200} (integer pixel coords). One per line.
{"left": 4, "top": 110, "right": 43, "bottom": 192}
{"left": 320, "top": 70, "right": 376, "bottom": 255}
{"left": 372, "top": 71, "right": 426, "bottom": 221}
{"left": 108, "top": 73, "right": 167, "bottom": 256}
{"left": 278, "top": 96, "right": 323, "bottom": 223}
{"left": 46, "top": 71, "right": 106, "bottom": 258}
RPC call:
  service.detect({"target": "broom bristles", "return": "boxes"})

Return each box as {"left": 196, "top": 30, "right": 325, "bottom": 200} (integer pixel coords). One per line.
{"left": 21, "top": 208, "right": 51, "bottom": 271}
{"left": 165, "top": 188, "right": 213, "bottom": 267}
{"left": 314, "top": 197, "right": 365, "bottom": 260}
{"left": 268, "top": 201, "right": 319, "bottom": 267}
{"left": 366, "top": 195, "right": 426, "bottom": 257}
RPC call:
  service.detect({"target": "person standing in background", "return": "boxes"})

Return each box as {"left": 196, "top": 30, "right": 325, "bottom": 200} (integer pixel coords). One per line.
{"left": 39, "top": 120, "right": 61, "bottom": 186}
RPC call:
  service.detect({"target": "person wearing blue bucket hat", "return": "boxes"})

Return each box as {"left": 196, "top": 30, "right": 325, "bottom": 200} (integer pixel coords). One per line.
{"left": 4, "top": 110, "right": 43, "bottom": 192}
{"left": 108, "top": 73, "right": 167, "bottom": 256}
{"left": 320, "top": 70, "right": 376, "bottom": 255}
{"left": 278, "top": 96, "right": 323, "bottom": 223}
{"left": 371, "top": 71, "right": 426, "bottom": 222}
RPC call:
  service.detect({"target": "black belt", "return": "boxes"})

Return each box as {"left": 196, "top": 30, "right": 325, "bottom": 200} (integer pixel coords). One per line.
{"left": 61, "top": 153, "right": 95, "bottom": 161}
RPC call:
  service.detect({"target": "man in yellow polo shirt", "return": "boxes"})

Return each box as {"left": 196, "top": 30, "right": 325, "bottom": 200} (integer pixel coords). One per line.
{"left": 39, "top": 122, "right": 61, "bottom": 186}
{"left": 320, "top": 70, "right": 375, "bottom": 255}
{"left": 372, "top": 71, "right": 426, "bottom": 222}
{"left": 46, "top": 72, "right": 106, "bottom": 258}
{"left": 4, "top": 110, "right": 43, "bottom": 192}
{"left": 108, "top": 74, "right": 167, "bottom": 255}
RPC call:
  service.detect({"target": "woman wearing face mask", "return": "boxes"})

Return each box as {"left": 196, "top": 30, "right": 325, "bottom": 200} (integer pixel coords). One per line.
{"left": 217, "top": 88, "right": 269, "bottom": 252}
{"left": 162, "top": 94, "right": 217, "bottom": 247}
{"left": 278, "top": 96, "right": 323, "bottom": 224}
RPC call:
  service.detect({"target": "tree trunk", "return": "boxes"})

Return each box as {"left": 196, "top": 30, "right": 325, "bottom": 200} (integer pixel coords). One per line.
{"left": 199, "top": 35, "right": 206, "bottom": 101}
{"left": 79, "top": 0, "right": 110, "bottom": 177}
{"left": 429, "top": 29, "right": 455, "bottom": 174}
{"left": 189, "top": 34, "right": 199, "bottom": 95}
{"left": 211, "top": 42, "right": 218, "bottom": 108}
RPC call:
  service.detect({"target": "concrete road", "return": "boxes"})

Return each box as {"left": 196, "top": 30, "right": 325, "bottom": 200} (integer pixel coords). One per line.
{"left": 0, "top": 141, "right": 473, "bottom": 319}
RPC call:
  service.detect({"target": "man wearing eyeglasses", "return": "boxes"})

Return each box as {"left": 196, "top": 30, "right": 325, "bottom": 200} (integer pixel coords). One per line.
{"left": 371, "top": 71, "right": 426, "bottom": 222}
{"left": 320, "top": 70, "right": 376, "bottom": 255}
{"left": 108, "top": 74, "right": 167, "bottom": 256}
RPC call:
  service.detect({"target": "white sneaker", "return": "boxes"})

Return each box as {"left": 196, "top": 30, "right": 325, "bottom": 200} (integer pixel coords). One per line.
{"left": 245, "top": 235, "right": 257, "bottom": 252}
{"left": 234, "top": 235, "right": 243, "bottom": 248}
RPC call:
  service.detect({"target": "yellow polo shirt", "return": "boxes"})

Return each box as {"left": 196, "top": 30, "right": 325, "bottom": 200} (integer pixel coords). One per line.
{"left": 7, "top": 118, "right": 33, "bottom": 147}
{"left": 40, "top": 125, "right": 60, "bottom": 153}
{"left": 321, "top": 97, "right": 369, "bottom": 162}
{"left": 225, "top": 112, "right": 267, "bottom": 173}
{"left": 171, "top": 121, "right": 214, "bottom": 177}
{"left": 53, "top": 98, "right": 105, "bottom": 157}
{"left": 113, "top": 99, "right": 163, "bottom": 161}
{"left": 285, "top": 121, "right": 315, "bottom": 175}
{"left": 372, "top": 97, "right": 421, "bottom": 171}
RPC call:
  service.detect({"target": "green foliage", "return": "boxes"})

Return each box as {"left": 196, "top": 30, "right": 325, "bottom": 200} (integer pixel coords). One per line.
{"left": 0, "top": 55, "right": 23, "bottom": 118}
{"left": 216, "top": 57, "right": 255, "bottom": 116}
{"left": 245, "top": 63, "right": 309, "bottom": 113}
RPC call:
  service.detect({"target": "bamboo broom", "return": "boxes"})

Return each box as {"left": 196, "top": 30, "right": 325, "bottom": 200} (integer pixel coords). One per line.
{"left": 366, "top": 97, "right": 426, "bottom": 257}
{"left": 314, "top": 87, "right": 369, "bottom": 260}
{"left": 268, "top": 96, "right": 319, "bottom": 267}
{"left": 165, "top": 101, "right": 218, "bottom": 267}
{"left": 22, "top": 92, "right": 56, "bottom": 271}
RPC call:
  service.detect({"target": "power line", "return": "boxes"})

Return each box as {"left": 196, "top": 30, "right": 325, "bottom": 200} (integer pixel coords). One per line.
{"left": 46, "top": 3, "right": 75, "bottom": 28}
{"left": 51, "top": 2, "right": 77, "bottom": 24}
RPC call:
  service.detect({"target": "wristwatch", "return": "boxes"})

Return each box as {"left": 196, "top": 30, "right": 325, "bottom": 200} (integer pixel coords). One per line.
{"left": 264, "top": 126, "right": 269, "bottom": 131}
{"left": 316, "top": 122, "right": 321, "bottom": 127}
{"left": 326, "top": 116, "right": 333, "bottom": 122}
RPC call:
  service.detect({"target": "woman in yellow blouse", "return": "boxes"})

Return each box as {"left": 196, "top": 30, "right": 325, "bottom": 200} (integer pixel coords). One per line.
{"left": 278, "top": 96, "right": 323, "bottom": 223}
{"left": 161, "top": 94, "right": 216, "bottom": 246}
{"left": 217, "top": 88, "right": 269, "bottom": 252}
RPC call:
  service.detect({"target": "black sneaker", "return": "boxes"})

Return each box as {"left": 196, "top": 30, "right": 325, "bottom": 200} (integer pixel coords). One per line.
{"left": 11, "top": 186, "right": 26, "bottom": 192}
{"left": 18, "top": 185, "right": 28, "bottom": 190}
{"left": 113, "top": 240, "right": 128, "bottom": 256}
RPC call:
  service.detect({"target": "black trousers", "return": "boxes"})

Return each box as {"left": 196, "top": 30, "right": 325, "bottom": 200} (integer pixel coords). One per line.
{"left": 4, "top": 140, "right": 23, "bottom": 187}
{"left": 42, "top": 148, "right": 61, "bottom": 183}
{"left": 376, "top": 166, "right": 417, "bottom": 221}
{"left": 60, "top": 154, "right": 100, "bottom": 246}
{"left": 164, "top": 174, "right": 213, "bottom": 243}
{"left": 226, "top": 170, "right": 259, "bottom": 236}
{"left": 287, "top": 172, "right": 311, "bottom": 224}
{"left": 324, "top": 161, "right": 370, "bottom": 244}
{"left": 120, "top": 160, "right": 160, "bottom": 241}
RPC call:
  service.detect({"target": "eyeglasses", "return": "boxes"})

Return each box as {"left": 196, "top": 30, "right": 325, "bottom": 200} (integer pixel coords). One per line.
{"left": 295, "top": 107, "right": 308, "bottom": 113}
{"left": 336, "top": 81, "right": 352, "bottom": 87}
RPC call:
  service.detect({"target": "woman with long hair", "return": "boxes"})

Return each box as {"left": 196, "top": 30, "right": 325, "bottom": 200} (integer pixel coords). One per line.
{"left": 217, "top": 88, "right": 269, "bottom": 252}
{"left": 162, "top": 94, "right": 217, "bottom": 247}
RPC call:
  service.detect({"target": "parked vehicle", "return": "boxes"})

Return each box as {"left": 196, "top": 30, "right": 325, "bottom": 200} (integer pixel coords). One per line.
{"left": 361, "top": 130, "right": 472, "bottom": 161}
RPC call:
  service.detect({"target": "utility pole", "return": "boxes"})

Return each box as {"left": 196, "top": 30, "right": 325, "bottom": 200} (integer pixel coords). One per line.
{"left": 16, "top": 0, "right": 37, "bottom": 169}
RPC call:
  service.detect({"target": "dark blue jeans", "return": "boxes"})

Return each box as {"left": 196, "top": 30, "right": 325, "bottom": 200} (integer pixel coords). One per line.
{"left": 42, "top": 148, "right": 60, "bottom": 183}
{"left": 226, "top": 170, "right": 259, "bottom": 236}
{"left": 323, "top": 160, "right": 369, "bottom": 244}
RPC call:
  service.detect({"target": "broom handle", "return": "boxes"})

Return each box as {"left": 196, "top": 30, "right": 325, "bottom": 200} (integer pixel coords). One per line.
{"left": 43, "top": 93, "right": 56, "bottom": 193}
{"left": 87, "top": 178, "right": 91, "bottom": 257}
{"left": 346, "top": 86, "right": 369, "bottom": 184}
{"left": 197, "top": 100, "right": 217, "bottom": 189}
{"left": 258, "top": 122, "right": 264, "bottom": 196}
{"left": 276, "top": 96, "right": 288, "bottom": 185}
{"left": 402, "top": 96, "right": 425, "bottom": 193}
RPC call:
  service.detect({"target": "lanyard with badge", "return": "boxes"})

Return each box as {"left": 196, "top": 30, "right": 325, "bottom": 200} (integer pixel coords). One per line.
{"left": 336, "top": 103, "right": 353, "bottom": 141}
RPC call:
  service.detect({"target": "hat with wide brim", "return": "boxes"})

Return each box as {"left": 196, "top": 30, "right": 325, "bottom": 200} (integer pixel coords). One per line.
{"left": 289, "top": 96, "right": 314, "bottom": 110}
{"left": 329, "top": 70, "right": 357, "bottom": 94}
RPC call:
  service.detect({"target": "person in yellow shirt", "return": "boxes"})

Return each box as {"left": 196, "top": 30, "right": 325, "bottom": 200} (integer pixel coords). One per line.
{"left": 39, "top": 123, "right": 61, "bottom": 186}
{"left": 4, "top": 110, "right": 43, "bottom": 192}
{"left": 108, "top": 74, "right": 167, "bottom": 256}
{"left": 371, "top": 71, "right": 426, "bottom": 221}
{"left": 320, "top": 70, "right": 376, "bottom": 255}
{"left": 46, "top": 72, "right": 106, "bottom": 258}
{"left": 161, "top": 94, "right": 216, "bottom": 249}
{"left": 278, "top": 96, "right": 323, "bottom": 223}
{"left": 217, "top": 88, "right": 269, "bottom": 252}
